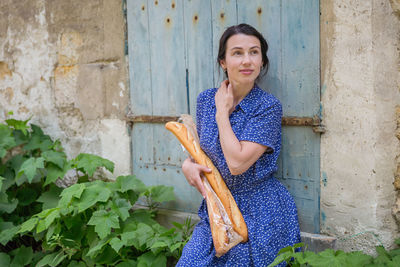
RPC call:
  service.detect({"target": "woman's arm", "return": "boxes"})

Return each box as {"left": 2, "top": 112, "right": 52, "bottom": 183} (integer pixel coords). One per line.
{"left": 181, "top": 157, "right": 211, "bottom": 198}
{"left": 215, "top": 112, "right": 267, "bottom": 175}
{"left": 215, "top": 82, "right": 268, "bottom": 175}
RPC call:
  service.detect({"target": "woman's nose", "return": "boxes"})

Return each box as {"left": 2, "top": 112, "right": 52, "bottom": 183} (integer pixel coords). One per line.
{"left": 242, "top": 53, "right": 251, "bottom": 64}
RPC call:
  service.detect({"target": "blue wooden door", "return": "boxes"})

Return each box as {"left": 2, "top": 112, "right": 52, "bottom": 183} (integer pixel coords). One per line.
{"left": 127, "top": 0, "right": 321, "bottom": 233}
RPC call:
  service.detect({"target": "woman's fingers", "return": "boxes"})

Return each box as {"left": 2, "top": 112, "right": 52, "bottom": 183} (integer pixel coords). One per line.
{"left": 182, "top": 159, "right": 211, "bottom": 198}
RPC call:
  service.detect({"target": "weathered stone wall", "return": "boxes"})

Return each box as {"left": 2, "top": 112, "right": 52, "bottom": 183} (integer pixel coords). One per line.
{"left": 320, "top": 0, "right": 400, "bottom": 253}
{"left": 0, "top": 0, "right": 131, "bottom": 178}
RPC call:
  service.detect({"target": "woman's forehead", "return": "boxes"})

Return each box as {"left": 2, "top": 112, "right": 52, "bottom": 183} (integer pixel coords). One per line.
{"left": 226, "top": 34, "right": 261, "bottom": 49}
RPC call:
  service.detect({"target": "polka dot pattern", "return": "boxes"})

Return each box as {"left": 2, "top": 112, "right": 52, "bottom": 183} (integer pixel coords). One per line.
{"left": 177, "top": 85, "right": 301, "bottom": 266}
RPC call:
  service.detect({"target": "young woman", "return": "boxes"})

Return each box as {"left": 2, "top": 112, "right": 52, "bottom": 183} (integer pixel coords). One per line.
{"left": 177, "top": 24, "right": 301, "bottom": 266}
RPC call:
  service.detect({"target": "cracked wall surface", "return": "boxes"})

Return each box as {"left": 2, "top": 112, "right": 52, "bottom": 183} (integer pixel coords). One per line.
{"left": 320, "top": 0, "right": 400, "bottom": 253}
{"left": 0, "top": 0, "right": 130, "bottom": 178}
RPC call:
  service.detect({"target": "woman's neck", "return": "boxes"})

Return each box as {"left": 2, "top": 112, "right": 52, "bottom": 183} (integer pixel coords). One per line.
{"left": 230, "top": 80, "right": 254, "bottom": 106}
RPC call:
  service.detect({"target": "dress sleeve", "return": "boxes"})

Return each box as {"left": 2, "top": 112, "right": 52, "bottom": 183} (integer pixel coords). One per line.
{"left": 239, "top": 100, "right": 282, "bottom": 153}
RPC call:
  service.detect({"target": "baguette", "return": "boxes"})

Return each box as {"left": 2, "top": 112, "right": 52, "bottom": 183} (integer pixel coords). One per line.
{"left": 165, "top": 121, "right": 248, "bottom": 242}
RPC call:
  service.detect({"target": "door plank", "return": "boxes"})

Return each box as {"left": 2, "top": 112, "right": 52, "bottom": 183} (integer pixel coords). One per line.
{"left": 127, "top": 0, "right": 153, "bottom": 115}
{"left": 148, "top": 0, "right": 188, "bottom": 116}
{"left": 184, "top": 0, "right": 215, "bottom": 117}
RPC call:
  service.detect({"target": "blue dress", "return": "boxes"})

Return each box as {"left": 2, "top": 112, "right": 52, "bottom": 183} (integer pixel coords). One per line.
{"left": 177, "top": 85, "right": 301, "bottom": 267}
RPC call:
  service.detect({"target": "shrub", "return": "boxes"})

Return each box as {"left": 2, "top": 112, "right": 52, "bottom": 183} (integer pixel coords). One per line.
{"left": 0, "top": 117, "right": 192, "bottom": 266}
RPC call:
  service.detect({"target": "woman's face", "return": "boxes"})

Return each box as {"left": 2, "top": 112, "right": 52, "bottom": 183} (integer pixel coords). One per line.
{"left": 220, "top": 33, "right": 263, "bottom": 86}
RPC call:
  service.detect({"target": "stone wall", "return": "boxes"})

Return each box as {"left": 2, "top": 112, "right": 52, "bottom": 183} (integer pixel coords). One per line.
{"left": 320, "top": 0, "right": 400, "bottom": 253}
{"left": 0, "top": 0, "right": 131, "bottom": 178}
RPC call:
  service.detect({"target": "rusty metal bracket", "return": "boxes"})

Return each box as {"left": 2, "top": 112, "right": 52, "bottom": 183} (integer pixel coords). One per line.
{"left": 126, "top": 114, "right": 325, "bottom": 133}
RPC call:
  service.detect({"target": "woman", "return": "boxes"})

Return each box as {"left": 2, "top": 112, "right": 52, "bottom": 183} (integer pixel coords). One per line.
{"left": 177, "top": 24, "right": 301, "bottom": 266}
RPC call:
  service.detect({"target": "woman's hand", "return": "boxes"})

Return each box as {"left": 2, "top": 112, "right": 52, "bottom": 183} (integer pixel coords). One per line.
{"left": 215, "top": 80, "right": 235, "bottom": 116}
{"left": 182, "top": 158, "right": 211, "bottom": 199}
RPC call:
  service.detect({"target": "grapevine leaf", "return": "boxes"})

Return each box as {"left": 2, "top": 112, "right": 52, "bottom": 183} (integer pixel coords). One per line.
{"left": 137, "top": 251, "right": 166, "bottom": 267}
{"left": 0, "top": 176, "right": 4, "bottom": 191}
{"left": 10, "top": 245, "right": 33, "bottom": 266}
{"left": 0, "top": 124, "right": 16, "bottom": 158}
{"left": 42, "top": 150, "right": 67, "bottom": 169}
{"left": 110, "top": 237, "right": 126, "bottom": 253}
{"left": 18, "top": 217, "right": 39, "bottom": 234}
{"left": 5, "top": 118, "right": 30, "bottom": 135}
{"left": 145, "top": 185, "right": 175, "bottom": 203}
{"left": 24, "top": 124, "right": 53, "bottom": 152}
{"left": 116, "top": 175, "right": 146, "bottom": 193}
{"left": 88, "top": 210, "right": 120, "bottom": 239}
{"left": 111, "top": 198, "right": 132, "bottom": 221}
{"left": 115, "top": 260, "right": 137, "bottom": 267}
{"left": 86, "top": 238, "right": 110, "bottom": 257}
{"left": 44, "top": 163, "right": 67, "bottom": 186}
{"left": 306, "top": 249, "right": 342, "bottom": 267}
{"left": 342, "top": 251, "right": 373, "bottom": 266}
{"left": 17, "top": 157, "right": 45, "bottom": 183}
{"left": 74, "top": 153, "right": 114, "bottom": 176}
{"left": 0, "top": 223, "right": 19, "bottom": 245}
{"left": 0, "top": 253, "right": 10, "bottom": 267}
{"left": 77, "top": 182, "right": 112, "bottom": 212}
{"left": 16, "top": 186, "right": 38, "bottom": 206}
{"left": 37, "top": 184, "right": 62, "bottom": 209}
{"left": 36, "top": 208, "right": 60, "bottom": 233}
{"left": 36, "top": 251, "right": 67, "bottom": 267}
{"left": 58, "top": 183, "right": 86, "bottom": 209}
{"left": 0, "top": 192, "right": 18, "bottom": 213}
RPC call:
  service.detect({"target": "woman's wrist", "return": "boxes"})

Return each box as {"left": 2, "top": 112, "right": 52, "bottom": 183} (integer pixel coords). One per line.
{"left": 215, "top": 110, "right": 229, "bottom": 124}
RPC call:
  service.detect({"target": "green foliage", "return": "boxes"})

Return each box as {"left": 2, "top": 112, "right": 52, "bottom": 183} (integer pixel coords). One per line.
{"left": 0, "top": 117, "right": 193, "bottom": 266}
{"left": 268, "top": 239, "right": 400, "bottom": 267}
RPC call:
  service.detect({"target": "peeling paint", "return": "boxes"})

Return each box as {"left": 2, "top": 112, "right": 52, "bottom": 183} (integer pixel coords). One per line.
{"left": 0, "top": 62, "right": 12, "bottom": 79}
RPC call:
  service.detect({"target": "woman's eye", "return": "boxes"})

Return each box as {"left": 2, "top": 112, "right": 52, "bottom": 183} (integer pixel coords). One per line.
{"left": 250, "top": 50, "right": 259, "bottom": 55}
{"left": 233, "top": 51, "right": 242, "bottom": 56}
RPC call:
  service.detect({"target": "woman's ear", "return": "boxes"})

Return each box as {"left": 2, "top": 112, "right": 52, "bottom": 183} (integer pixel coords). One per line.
{"left": 220, "top": 59, "right": 226, "bottom": 71}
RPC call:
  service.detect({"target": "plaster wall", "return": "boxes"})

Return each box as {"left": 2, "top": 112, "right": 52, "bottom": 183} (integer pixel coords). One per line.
{"left": 0, "top": 0, "right": 131, "bottom": 178}
{"left": 320, "top": 0, "right": 400, "bottom": 253}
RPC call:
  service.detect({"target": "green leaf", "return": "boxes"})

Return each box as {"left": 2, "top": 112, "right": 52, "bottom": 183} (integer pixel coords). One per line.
{"left": 42, "top": 150, "right": 67, "bottom": 169}
{"left": 10, "top": 246, "right": 33, "bottom": 266}
{"left": 88, "top": 210, "right": 120, "bottom": 239}
{"left": 137, "top": 251, "right": 166, "bottom": 267}
{"left": 145, "top": 185, "right": 175, "bottom": 203}
{"left": 16, "top": 186, "right": 38, "bottom": 206}
{"left": 36, "top": 208, "right": 60, "bottom": 233}
{"left": 6, "top": 118, "right": 30, "bottom": 135}
{"left": 110, "top": 237, "right": 126, "bottom": 253}
{"left": 24, "top": 124, "right": 53, "bottom": 152}
{"left": 0, "top": 176, "right": 4, "bottom": 191}
{"left": 342, "top": 251, "right": 373, "bottom": 266}
{"left": 0, "top": 192, "right": 18, "bottom": 213}
{"left": 77, "top": 182, "right": 112, "bottom": 212}
{"left": 0, "top": 253, "right": 10, "bottom": 267}
{"left": 18, "top": 217, "right": 38, "bottom": 234}
{"left": 67, "top": 261, "right": 87, "bottom": 267}
{"left": 58, "top": 183, "right": 86, "bottom": 209}
{"left": 17, "top": 157, "right": 45, "bottom": 183}
{"left": 44, "top": 163, "right": 67, "bottom": 186}
{"left": 0, "top": 223, "right": 19, "bottom": 245}
{"left": 74, "top": 153, "right": 114, "bottom": 176}
{"left": 306, "top": 249, "right": 342, "bottom": 267}
{"left": 116, "top": 175, "right": 146, "bottom": 193}
{"left": 37, "top": 184, "right": 62, "bottom": 209}
{"left": 0, "top": 124, "right": 16, "bottom": 158}
{"left": 86, "top": 238, "right": 110, "bottom": 257}
{"left": 111, "top": 198, "right": 132, "bottom": 221}
{"left": 36, "top": 251, "right": 67, "bottom": 267}
{"left": 115, "top": 260, "right": 137, "bottom": 267}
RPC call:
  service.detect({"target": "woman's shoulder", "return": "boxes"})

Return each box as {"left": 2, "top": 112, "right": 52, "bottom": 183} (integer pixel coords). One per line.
{"left": 197, "top": 88, "right": 217, "bottom": 101}
{"left": 252, "top": 86, "right": 282, "bottom": 111}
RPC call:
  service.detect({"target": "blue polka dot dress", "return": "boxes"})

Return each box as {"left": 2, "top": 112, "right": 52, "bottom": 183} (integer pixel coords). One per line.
{"left": 176, "top": 85, "right": 301, "bottom": 267}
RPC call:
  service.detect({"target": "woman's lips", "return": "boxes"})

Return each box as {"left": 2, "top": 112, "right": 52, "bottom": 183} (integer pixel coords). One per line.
{"left": 239, "top": 69, "right": 253, "bottom": 75}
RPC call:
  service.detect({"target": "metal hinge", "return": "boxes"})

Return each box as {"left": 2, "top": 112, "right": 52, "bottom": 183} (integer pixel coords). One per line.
{"left": 126, "top": 114, "right": 326, "bottom": 133}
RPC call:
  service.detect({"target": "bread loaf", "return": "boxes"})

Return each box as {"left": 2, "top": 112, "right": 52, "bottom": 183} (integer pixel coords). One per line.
{"left": 165, "top": 121, "right": 248, "bottom": 242}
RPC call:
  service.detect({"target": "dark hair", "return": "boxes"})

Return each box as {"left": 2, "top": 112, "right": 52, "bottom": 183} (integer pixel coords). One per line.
{"left": 217, "top": 23, "right": 269, "bottom": 77}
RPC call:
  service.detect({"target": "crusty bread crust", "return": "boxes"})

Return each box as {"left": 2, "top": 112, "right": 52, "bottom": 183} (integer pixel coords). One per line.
{"left": 165, "top": 121, "right": 248, "bottom": 242}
